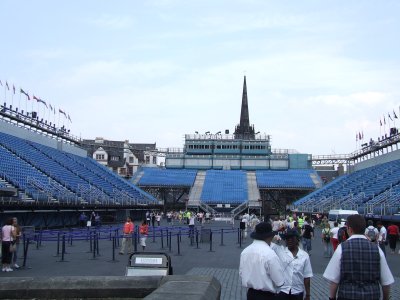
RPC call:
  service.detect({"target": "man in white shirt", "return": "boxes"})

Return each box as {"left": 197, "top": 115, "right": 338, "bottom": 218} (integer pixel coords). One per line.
{"left": 377, "top": 221, "right": 387, "bottom": 256}
{"left": 323, "top": 215, "right": 394, "bottom": 300}
{"left": 330, "top": 222, "right": 340, "bottom": 251}
{"left": 239, "top": 222, "right": 284, "bottom": 299}
{"left": 365, "top": 220, "right": 379, "bottom": 243}
{"left": 271, "top": 229, "right": 312, "bottom": 300}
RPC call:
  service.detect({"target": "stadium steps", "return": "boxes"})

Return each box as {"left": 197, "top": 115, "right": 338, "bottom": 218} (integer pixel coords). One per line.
{"left": 0, "top": 178, "right": 16, "bottom": 189}
{"left": 247, "top": 172, "right": 261, "bottom": 208}
{"left": 132, "top": 170, "right": 144, "bottom": 185}
{"left": 188, "top": 171, "right": 206, "bottom": 207}
{"left": 310, "top": 173, "right": 323, "bottom": 188}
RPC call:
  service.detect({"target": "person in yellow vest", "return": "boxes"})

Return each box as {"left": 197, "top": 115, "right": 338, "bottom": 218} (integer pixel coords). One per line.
{"left": 298, "top": 216, "right": 304, "bottom": 229}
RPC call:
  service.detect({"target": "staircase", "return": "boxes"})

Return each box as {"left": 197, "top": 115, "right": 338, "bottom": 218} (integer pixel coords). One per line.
{"left": 187, "top": 171, "right": 217, "bottom": 214}
{"left": 310, "top": 172, "right": 323, "bottom": 188}
{"left": 132, "top": 169, "right": 144, "bottom": 185}
{"left": 188, "top": 171, "right": 206, "bottom": 207}
{"left": 247, "top": 172, "right": 261, "bottom": 208}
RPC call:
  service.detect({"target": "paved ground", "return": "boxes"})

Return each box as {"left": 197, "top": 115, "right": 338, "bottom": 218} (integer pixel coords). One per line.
{"left": 1, "top": 219, "right": 399, "bottom": 299}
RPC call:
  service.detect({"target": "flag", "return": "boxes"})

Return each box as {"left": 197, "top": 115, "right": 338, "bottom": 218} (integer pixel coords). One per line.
{"left": 67, "top": 114, "right": 71, "bottom": 122}
{"left": 0, "top": 80, "right": 2, "bottom": 86}
{"left": 356, "top": 133, "right": 358, "bottom": 141}
{"left": 359, "top": 132, "right": 362, "bottom": 140}
{"left": 361, "top": 131, "right": 364, "bottom": 139}
{"left": 394, "top": 110, "right": 398, "bottom": 119}
{"left": 388, "top": 112, "right": 393, "bottom": 121}
{"left": 12, "top": 85, "right": 15, "bottom": 94}
{"left": 49, "top": 104, "right": 53, "bottom": 111}
{"left": 20, "top": 88, "right": 30, "bottom": 100}
{"left": 33, "top": 95, "right": 39, "bottom": 101}
{"left": 380, "top": 119, "right": 382, "bottom": 126}
{"left": 5, "top": 81, "right": 9, "bottom": 90}
{"left": 384, "top": 116, "right": 386, "bottom": 125}
{"left": 59, "top": 109, "right": 66, "bottom": 116}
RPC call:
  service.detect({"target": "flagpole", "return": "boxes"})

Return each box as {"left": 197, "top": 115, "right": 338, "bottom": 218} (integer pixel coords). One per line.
{"left": 18, "top": 92, "right": 21, "bottom": 112}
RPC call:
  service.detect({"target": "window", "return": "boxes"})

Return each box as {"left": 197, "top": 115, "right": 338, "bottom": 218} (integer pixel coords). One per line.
{"left": 111, "top": 156, "right": 119, "bottom": 161}
{"left": 145, "top": 156, "right": 150, "bottom": 164}
{"left": 129, "top": 157, "right": 134, "bottom": 163}
{"left": 96, "top": 154, "right": 105, "bottom": 160}
{"left": 153, "top": 157, "right": 157, "bottom": 164}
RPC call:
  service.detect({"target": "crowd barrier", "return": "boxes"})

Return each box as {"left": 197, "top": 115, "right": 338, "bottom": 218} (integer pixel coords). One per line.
{"left": 16, "top": 223, "right": 247, "bottom": 268}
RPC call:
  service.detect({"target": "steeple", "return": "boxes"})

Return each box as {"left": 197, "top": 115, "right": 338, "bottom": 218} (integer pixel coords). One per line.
{"left": 234, "top": 76, "right": 255, "bottom": 139}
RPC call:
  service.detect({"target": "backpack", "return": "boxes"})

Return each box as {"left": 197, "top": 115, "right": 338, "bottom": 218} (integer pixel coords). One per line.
{"left": 322, "top": 228, "right": 331, "bottom": 242}
{"left": 338, "top": 226, "right": 348, "bottom": 243}
{"left": 367, "top": 227, "right": 377, "bottom": 242}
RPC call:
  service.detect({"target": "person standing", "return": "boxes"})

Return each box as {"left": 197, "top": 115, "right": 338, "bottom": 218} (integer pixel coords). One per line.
{"left": 323, "top": 214, "right": 394, "bottom": 300}
{"left": 151, "top": 212, "right": 156, "bottom": 227}
{"left": 119, "top": 217, "right": 134, "bottom": 255}
{"left": 11, "top": 217, "right": 21, "bottom": 269}
{"left": 301, "top": 217, "right": 314, "bottom": 255}
{"left": 387, "top": 223, "right": 399, "bottom": 254}
{"left": 239, "top": 222, "right": 284, "bottom": 300}
{"left": 321, "top": 222, "right": 332, "bottom": 258}
{"left": 365, "top": 220, "right": 379, "bottom": 243}
{"left": 376, "top": 221, "right": 387, "bottom": 256}
{"left": 139, "top": 220, "right": 149, "bottom": 251}
{"left": 156, "top": 213, "right": 161, "bottom": 226}
{"left": 271, "top": 229, "right": 313, "bottom": 300}
{"left": 2, "top": 218, "right": 16, "bottom": 272}
{"left": 188, "top": 214, "right": 195, "bottom": 239}
{"left": 330, "top": 222, "right": 340, "bottom": 251}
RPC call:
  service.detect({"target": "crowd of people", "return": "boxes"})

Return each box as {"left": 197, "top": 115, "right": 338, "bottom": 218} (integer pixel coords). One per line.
{"left": 239, "top": 213, "right": 398, "bottom": 300}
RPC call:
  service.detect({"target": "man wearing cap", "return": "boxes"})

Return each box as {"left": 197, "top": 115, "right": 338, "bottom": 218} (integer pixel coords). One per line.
{"left": 239, "top": 222, "right": 285, "bottom": 300}
{"left": 272, "top": 229, "right": 313, "bottom": 300}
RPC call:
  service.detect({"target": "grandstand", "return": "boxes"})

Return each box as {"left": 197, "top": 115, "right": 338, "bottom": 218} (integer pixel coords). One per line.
{"left": 293, "top": 155, "right": 400, "bottom": 217}
{"left": 0, "top": 105, "right": 159, "bottom": 226}
{"left": 136, "top": 77, "right": 322, "bottom": 216}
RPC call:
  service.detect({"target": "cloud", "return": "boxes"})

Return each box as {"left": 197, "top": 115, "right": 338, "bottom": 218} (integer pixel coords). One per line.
{"left": 87, "top": 15, "right": 134, "bottom": 30}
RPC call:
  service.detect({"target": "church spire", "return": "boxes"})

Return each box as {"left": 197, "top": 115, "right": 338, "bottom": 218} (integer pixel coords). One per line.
{"left": 234, "top": 76, "right": 255, "bottom": 139}
{"left": 240, "top": 76, "right": 250, "bottom": 130}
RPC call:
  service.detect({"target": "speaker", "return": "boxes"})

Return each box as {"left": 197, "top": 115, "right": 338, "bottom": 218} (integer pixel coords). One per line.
{"left": 390, "top": 127, "right": 398, "bottom": 136}
{"left": 32, "top": 111, "right": 37, "bottom": 118}
{"left": 225, "top": 129, "right": 229, "bottom": 134}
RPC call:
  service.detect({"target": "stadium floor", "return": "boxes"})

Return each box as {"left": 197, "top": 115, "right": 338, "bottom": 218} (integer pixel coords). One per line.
{"left": 1, "top": 219, "right": 399, "bottom": 299}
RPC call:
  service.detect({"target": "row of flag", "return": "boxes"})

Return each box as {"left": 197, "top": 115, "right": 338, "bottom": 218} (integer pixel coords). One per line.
{"left": 1, "top": 79, "right": 71, "bottom": 122}
{"left": 356, "top": 108, "right": 399, "bottom": 142}
{"left": 380, "top": 111, "right": 398, "bottom": 126}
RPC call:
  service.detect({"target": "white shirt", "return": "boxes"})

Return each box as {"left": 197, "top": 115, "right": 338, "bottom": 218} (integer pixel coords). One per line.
{"left": 323, "top": 234, "right": 394, "bottom": 286}
{"left": 378, "top": 226, "right": 387, "bottom": 242}
{"left": 272, "top": 220, "right": 281, "bottom": 231}
{"left": 365, "top": 226, "right": 379, "bottom": 241}
{"left": 189, "top": 216, "right": 195, "bottom": 225}
{"left": 271, "top": 243, "right": 313, "bottom": 295}
{"left": 239, "top": 240, "right": 285, "bottom": 293}
{"left": 331, "top": 227, "right": 339, "bottom": 239}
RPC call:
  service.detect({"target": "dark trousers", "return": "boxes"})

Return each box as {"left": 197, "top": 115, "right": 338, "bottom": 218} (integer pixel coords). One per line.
{"left": 247, "top": 288, "right": 276, "bottom": 300}
{"left": 277, "top": 291, "right": 303, "bottom": 299}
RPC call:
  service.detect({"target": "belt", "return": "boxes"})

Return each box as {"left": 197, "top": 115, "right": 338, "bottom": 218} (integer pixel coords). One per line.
{"left": 248, "top": 288, "right": 276, "bottom": 296}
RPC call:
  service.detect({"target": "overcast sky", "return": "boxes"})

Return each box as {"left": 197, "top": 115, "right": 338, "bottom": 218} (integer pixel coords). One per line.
{"left": 1, "top": 0, "right": 399, "bottom": 155}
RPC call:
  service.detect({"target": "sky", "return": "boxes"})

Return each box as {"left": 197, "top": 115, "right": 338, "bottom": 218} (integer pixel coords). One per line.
{"left": 1, "top": 0, "right": 399, "bottom": 155}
